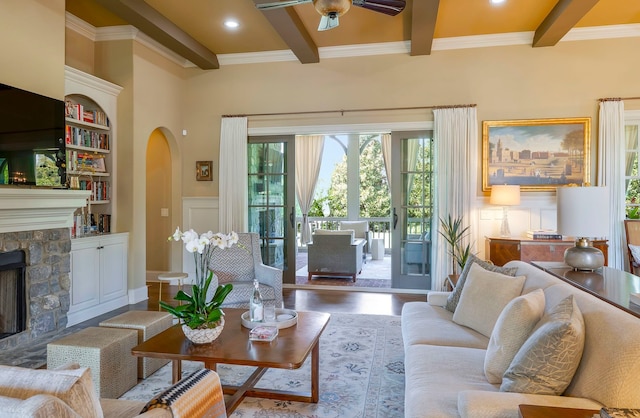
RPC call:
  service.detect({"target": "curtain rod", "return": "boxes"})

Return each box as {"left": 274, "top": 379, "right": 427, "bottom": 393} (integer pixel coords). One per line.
{"left": 222, "top": 103, "right": 477, "bottom": 118}
{"left": 598, "top": 96, "right": 640, "bottom": 102}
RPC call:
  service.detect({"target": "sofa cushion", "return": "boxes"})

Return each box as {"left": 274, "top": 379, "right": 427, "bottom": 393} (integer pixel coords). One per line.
{"left": 404, "top": 344, "right": 498, "bottom": 418}
{"left": 484, "top": 289, "right": 545, "bottom": 384}
{"left": 446, "top": 254, "right": 518, "bottom": 313}
{"left": 0, "top": 365, "right": 103, "bottom": 418}
{"left": 501, "top": 295, "right": 585, "bottom": 395}
{"left": 313, "top": 229, "right": 354, "bottom": 243}
{"left": 452, "top": 263, "right": 526, "bottom": 338}
{"left": 401, "top": 301, "right": 489, "bottom": 349}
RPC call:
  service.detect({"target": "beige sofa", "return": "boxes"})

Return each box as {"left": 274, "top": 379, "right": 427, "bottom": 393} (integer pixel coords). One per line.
{"left": 0, "top": 363, "right": 226, "bottom": 418}
{"left": 402, "top": 260, "right": 640, "bottom": 417}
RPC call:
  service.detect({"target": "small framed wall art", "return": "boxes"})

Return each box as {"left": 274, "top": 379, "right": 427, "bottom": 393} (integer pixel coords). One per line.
{"left": 196, "top": 161, "right": 212, "bottom": 181}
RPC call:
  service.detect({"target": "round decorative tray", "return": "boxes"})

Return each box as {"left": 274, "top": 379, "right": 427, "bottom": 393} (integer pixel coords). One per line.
{"left": 241, "top": 308, "right": 298, "bottom": 329}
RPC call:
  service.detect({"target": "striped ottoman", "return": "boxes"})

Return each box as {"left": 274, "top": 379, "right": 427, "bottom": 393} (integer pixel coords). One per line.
{"left": 47, "top": 326, "right": 138, "bottom": 398}
{"left": 99, "top": 310, "right": 173, "bottom": 379}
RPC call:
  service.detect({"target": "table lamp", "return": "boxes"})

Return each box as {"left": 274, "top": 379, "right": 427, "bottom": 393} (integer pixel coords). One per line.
{"left": 490, "top": 185, "right": 521, "bottom": 237}
{"left": 556, "top": 186, "right": 609, "bottom": 271}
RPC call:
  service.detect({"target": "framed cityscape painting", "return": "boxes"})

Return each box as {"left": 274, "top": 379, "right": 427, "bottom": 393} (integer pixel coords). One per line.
{"left": 482, "top": 117, "right": 591, "bottom": 192}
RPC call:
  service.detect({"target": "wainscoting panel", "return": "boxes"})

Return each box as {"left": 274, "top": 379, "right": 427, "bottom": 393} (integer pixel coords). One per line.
{"left": 181, "top": 197, "right": 219, "bottom": 282}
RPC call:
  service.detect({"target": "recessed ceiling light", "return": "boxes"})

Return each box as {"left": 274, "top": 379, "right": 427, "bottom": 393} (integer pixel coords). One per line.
{"left": 490, "top": 0, "right": 506, "bottom": 4}
{"left": 224, "top": 19, "right": 239, "bottom": 29}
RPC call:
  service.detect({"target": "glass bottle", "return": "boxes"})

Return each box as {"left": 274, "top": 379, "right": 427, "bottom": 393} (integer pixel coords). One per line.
{"left": 250, "top": 279, "right": 264, "bottom": 322}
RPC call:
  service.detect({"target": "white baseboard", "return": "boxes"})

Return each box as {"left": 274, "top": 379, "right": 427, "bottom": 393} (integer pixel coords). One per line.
{"left": 129, "top": 285, "right": 149, "bottom": 304}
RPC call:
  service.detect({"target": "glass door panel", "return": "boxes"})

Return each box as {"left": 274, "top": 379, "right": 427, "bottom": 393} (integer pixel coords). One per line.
{"left": 248, "top": 137, "right": 296, "bottom": 284}
{"left": 391, "top": 131, "right": 433, "bottom": 290}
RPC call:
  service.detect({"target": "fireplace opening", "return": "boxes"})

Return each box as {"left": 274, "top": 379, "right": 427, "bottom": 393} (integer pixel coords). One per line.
{"left": 0, "top": 250, "right": 27, "bottom": 340}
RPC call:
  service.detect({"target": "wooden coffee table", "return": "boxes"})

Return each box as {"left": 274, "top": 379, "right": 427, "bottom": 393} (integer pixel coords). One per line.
{"left": 132, "top": 308, "right": 331, "bottom": 413}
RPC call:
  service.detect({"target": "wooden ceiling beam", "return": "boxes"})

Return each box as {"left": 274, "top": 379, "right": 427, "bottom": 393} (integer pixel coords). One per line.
{"left": 94, "top": 0, "right": 219, "bottom": 69}
{"left": 533, "top": 0, "right": 600, "bottom": 47}
{"left": 410, "top": 0, "right": 439, "bottom": 56}
{"left": 254, "top": 0, "right": 319, "bottom": 64}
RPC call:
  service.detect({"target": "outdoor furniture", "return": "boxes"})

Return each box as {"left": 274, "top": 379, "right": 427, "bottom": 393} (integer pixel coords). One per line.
{"left": 307, "top": 229, "right": 365, "bottom": 282}
{"left": 405, "top": 233, "right": 431, "bottom": 273}
{"left": 208, "top": 232, "right": 283, "bottom": 309}
{"left": 339, "top": 220, "right": 370, "bottom": 255}
{"left": 99, "top": 310, "right": 173, "bottom": 378}
{"left": 46, "top": 327, "right": 138, "bottom": 398}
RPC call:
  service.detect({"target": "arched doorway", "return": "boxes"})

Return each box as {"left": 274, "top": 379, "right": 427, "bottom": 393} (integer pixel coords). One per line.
{"left": 146, "top": 128, "right": 172, "bottom": 274}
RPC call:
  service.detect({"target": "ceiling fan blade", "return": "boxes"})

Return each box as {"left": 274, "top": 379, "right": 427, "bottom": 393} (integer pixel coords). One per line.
{"left": 255, "top": 0, "right": 312, "bottom": 11}
{"left": 352, "top": 0, "right": 406, "bottom": 16}
{"left": 318, "top": 14, "right": 340, "bottom": 31}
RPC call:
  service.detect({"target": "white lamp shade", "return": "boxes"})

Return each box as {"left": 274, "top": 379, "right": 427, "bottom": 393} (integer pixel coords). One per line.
{"left": 556, "top": 186, "right": 609, "bottom": 238}
{"left": 490, "top": 185, "right": 521, "bottom": 206}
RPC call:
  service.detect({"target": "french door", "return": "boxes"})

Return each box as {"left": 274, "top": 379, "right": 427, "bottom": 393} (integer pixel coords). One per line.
{"left": 247, "top": 136, "right": 297, "bottom": 284}
{"left": 390, "top": 130, "right": 433, "bottom": 290}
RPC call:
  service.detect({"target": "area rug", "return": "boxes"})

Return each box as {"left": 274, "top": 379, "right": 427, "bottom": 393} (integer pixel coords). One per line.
{"left": 120, "top": 313, "right": 405, "bottom": 418}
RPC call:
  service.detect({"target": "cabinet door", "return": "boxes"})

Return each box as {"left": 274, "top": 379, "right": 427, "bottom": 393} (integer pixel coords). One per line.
{"left": 69, "top": 241, "right": 101, "bottom": 312}
{"left": 99, "top": 237, "right": 127, "bottom": 302}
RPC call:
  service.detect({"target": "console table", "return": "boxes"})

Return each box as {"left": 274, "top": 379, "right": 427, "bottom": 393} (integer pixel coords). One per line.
{"left": 532, "top": 261, "right": 640, "bottom": 318}
{"left": 518, "top": 404, "right": 598, "bottom": 418}
{"left": 485, "top": 237, "right": 608, "bottom": 267}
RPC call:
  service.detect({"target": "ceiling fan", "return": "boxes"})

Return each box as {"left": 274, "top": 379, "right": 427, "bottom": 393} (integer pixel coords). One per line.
{"left": 255, "top": 0, "right": 406, "bottom": 31}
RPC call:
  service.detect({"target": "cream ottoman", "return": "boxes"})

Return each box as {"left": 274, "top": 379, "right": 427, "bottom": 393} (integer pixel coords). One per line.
{"left": 46, "top": 326, "right": 138, "bottom": 399}
{"left": 99, "top": 310, "right": 173, "bottom": 379}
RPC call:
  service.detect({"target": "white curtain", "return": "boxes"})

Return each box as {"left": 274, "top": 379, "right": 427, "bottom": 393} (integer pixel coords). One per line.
{"left": 381, "top": 133, "right": 392, "bottom": 186}
{"left": 597, "top": 100, "right": 625, "bottom": 269}
{"left": 295, "top": 135, "right": 325, "bottom": 244}
{"left": 433, "top": 106, "right": 478, "bottom": 290}
{"left": 219, "top": 117, "right": 248, "bottom": 232}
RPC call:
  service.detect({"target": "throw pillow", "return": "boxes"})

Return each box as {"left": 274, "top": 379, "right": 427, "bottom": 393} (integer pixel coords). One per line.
{"left": 484, "top": 289, "right": 546, "bottom": 384}
{"left": 445, "top": 254, "right": 519, "bottom": 313}
{"left": 629, "top": 244, "right": 640, "bottom": 266}
{"left": 501, "top": 295, "right": 585, "bottom": 395}
{"left": 452, "top": 263, "right": 526, "bottom": 338}
{"left": 141, "top": 369, "right": 226, "bottom": 418}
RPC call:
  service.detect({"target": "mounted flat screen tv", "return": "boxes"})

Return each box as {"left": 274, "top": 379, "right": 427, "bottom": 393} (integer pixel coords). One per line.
{"left": 0, "top": 83, "right": 66, "bottom": 187}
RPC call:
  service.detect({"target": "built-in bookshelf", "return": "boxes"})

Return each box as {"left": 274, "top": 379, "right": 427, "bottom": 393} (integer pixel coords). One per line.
{"left": 65, "top": 95, "right": 112, "bottom": 235}
{"left": 65, "top": 67, "right": 122, "bottom": 237}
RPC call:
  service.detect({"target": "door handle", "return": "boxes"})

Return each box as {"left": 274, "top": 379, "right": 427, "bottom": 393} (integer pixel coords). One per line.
{"left": 289, "top": 206, "right": 295, "bottom": 228}
{"left": 393, "top": 208, "right": 398, "bottom": 229}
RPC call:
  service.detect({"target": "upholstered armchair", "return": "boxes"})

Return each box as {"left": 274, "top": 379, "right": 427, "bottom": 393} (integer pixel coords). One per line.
{"left": 339, "top": 220, "right": 369, "bottom": 255}
{"left": 208, "top": 232, "right": 283, "bottom": 309}
{"left": 307, "top": 230, "right": 365, "bottom": 282}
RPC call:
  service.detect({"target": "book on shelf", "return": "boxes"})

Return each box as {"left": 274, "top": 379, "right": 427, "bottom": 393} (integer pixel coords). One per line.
{"left": 249, "top": 325, "right": 278, "bottom": 342}
{"left": 600, "top": 408, "right": 640, "bottom": 418}
{"left": 526, "top": 230, "right": 563, "bottom": 240}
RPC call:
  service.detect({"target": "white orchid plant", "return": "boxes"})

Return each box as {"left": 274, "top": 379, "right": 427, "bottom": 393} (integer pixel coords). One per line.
{"left": 159, "top": 228, "right": 239, "bottom": 329}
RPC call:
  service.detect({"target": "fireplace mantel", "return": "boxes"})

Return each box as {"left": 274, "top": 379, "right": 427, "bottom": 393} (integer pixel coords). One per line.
{"left": 0, "top": 188, "right": 91, "bottom": 234}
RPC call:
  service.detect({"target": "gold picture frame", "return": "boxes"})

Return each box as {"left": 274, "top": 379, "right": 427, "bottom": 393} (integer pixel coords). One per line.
{"left": 196, "top": 161, "right": 212, "bottom": 181}
{"left": 482, "top": 117, "right": 591, "bottom": 192}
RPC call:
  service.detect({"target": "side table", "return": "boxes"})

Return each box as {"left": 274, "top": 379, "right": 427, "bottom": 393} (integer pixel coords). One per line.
{"left": 371, "top": 238, "right": 385, "bottom": 260}
{"left": 518, "top": 404, "right": 598, "bottom": 418}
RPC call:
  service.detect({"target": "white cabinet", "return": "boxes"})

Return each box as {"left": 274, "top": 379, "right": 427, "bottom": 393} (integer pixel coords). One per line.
{"left": 67, "top": 233, "right": 129, "bottom": 326}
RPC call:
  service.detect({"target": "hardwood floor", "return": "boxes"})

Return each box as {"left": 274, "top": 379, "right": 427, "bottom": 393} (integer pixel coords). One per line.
{"left": 149, "top": 282, "right": 425, "bottom": 316}
{"left": 0, "top": 283, "right": 424, "bottom": 368}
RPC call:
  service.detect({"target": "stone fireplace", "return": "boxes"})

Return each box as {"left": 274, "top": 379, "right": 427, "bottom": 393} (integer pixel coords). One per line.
{"left": 0, "top": 188, "right": 89, "bottom": 351}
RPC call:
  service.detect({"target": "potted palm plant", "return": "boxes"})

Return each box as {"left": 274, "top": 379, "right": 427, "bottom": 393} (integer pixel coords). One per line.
{"left": 439, "top": 215, "right": 473, "bottom": 289}
{"left": 159, "top": 228, "right": 237, "bottom": 344}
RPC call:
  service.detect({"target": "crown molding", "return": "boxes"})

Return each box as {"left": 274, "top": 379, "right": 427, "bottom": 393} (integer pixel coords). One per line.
{"left": 66, "top": 13, "right": 640, "bottom": 68}
{"left": 563, "top": 23, "right": 640, "bottom": 42}
{"left": 65, "top": 12, "right": 96, "bottom": 41}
